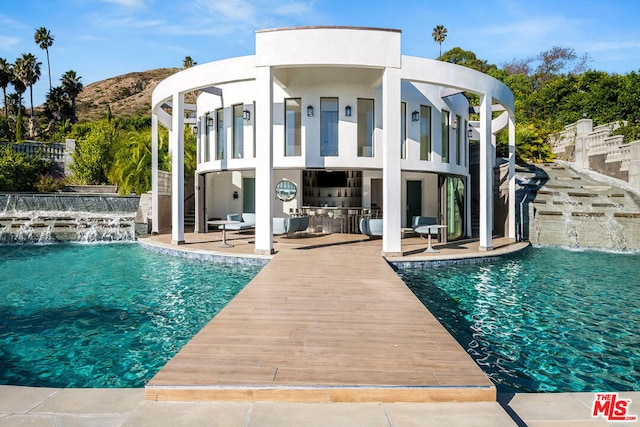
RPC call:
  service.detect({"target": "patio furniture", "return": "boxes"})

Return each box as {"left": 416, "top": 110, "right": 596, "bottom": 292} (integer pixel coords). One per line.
{"left": 207, "top": 219, "right": 241, "bottom": 248}
{"left": 411, "top": 216, "right": 438, "bottom": 230}
{"left": 415, "top": 224, "right": 448, "bottom": 253}
{"left": 221, "top": 213, "right": 256, "bottom": 232}
{"left": 359, "top": 217, "right": 383, "bottom": 237}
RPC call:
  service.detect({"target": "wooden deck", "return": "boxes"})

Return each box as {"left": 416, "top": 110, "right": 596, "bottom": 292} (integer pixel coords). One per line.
{"left": 143, "top": 231, "right": 528, "bottom": 403}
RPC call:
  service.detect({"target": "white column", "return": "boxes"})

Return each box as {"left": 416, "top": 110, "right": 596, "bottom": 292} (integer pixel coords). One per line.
{"left": 196, "top": 115, "right": 202, "bottom": 165}
{"left": 151, "top": 113, "right": 159, "bottom": 234}
{"left": 465, "top": 174, "right": 472, "bottom": 238}
{"left": 382, "top": 67, "right": 402, "bottom": 256}
{"left": 254, "top": 66, "right": 274, "bottom": 255}
{"left": 508, "top": 114, "right": 516, "bottom": 240}
{"left": 479, "top": 94, "right": 493, "bottom": 251}
{"left": 171, "top": 92, "right": 185, "bottom": 245}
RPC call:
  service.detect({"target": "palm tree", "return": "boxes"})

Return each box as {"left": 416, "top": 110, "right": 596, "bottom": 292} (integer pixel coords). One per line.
{"left": 432, "top": 25, "right": 448, "bottom": 57}
{"left": 10, "top": 78, "right": 26, "bottom": 113}
{"left": 182, "top": 56, "right": 198, "bottom": 103}
{"left": 34, "top": 27, "right": 54, "bottom": 91}
{"left": 45, "top": 86, "right": 67, "bottom": 121}
{"left": 0, "top": 58, "right": 12, "bottom": 122}
{"left": 182, "top": 56, "right": 197, "bottom": 69}
{"left": 61, "top": 70, "right": 83, "bottom": 123}
{"left": 13, "top": 53, "right": 41, "bottom": 121}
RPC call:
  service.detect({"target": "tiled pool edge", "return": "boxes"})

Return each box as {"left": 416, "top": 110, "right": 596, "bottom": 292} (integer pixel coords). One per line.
{"left": 137, "top": 238, "right": 271, "bottom": 267}
{"left": 387, "top": 241, "right": 530, "bottom": 269}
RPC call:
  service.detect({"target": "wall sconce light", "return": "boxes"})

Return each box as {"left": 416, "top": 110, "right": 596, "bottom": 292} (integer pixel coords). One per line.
{"left": 243, "top": 109, "right": 250, "bottom": 121}
{"left": 206, "top": 116, "right": 214, "bottom": 126}
{"left": 192, "top": 125, "right": 198, "bottom": 135}
{"left": 345, "top": 105, "right": 352, "bottom": 117}
{"left": 411, "top": 111, "right": 420, "bottom": 122}
{"left": 468, "top": 127, "right": 474, "bottom": 139}
{"left": 232, "top": 191, "right": 239, "bottom": 200}
{"left": 307, "top": 105, "right": 314, "bottom": 117}
{"left": 452, "top": 118, "right": 458, "bottom": 129}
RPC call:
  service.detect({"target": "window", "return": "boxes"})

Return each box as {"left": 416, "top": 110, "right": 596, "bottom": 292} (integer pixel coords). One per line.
{"left": 321, "top": 97, "right": 338, "bottom": 156}
{"left": 232, "top": 104, "right": 243, "bottom": 158}
{"left": 215, "top": 108, "right": 224, "bottom": 160}
{"left": 401, "top": 102, "right": 407, "bottom": 159}
{"left": 285, "top": 98, "right": 301, "bottom": 156}
{"left": 456, "top": 114, "right": 462, "bottom": 165}
{"left": 204, "top": 114, "right": 212, "bottom": 162}
{"left": 420, "top": 105, "right": 431, "bottom": 161}
{"left": 463, "top": 119, "right": 468, "bottom": 166}
{"left": 357, "top": 98, "right": 374, "bottom": 157}
{"left": 441, "top": 110, "right": 450, "bottom": 163}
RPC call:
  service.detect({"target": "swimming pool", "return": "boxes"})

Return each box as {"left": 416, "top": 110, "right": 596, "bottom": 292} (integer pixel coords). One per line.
{"left": 0, "top": 243, "right": 260, "bottom": 388}
{"left": 399, "top": 246, "right": 640, "bottom": 393}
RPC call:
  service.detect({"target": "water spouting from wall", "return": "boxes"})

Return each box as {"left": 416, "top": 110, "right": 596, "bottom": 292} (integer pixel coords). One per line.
{"left": 0, "top": 194, "right": 140, "bottom": 243}
{"left": 526, "top": 162, "right": 640, "bottom": 251}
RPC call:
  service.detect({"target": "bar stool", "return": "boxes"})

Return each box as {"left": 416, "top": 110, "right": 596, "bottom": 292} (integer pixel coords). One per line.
{"left": 308, "top": 209, "right": 317, "bottom": 232}
{"left": 347, "top": 209, "right": 360, "bottom": 234}
{"left": 315, "top": 208, "right": 327, "bottom": 233}
{"left": 332, "top": 209, "right": 347, "bottom": 233}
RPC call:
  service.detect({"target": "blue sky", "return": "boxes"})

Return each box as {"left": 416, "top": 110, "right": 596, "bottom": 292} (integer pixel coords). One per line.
{"left": 2, "top": 0, "right": 640, "bottom": 107}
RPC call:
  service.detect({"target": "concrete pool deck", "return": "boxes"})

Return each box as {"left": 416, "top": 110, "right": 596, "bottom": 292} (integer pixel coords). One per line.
{"left": 6, "top": 385, "right": 640, "bottom": 426}
{"left": 2, "top": 232, "right": 637, "bottom": 425}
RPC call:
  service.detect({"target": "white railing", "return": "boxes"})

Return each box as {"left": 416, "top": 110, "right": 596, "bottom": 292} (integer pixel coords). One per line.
{"left": 548, "top": 119, "right": 640, "bottom": 192}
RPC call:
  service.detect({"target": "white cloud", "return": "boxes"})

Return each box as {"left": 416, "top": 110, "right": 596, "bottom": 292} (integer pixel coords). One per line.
{"left": 0, "top": 35, "right": 20, "bottom": 51}
{"left": 192, "top": 0, "right": 315, "bottom": 30}
{"left": 585, "top": 40, "right": 640, "bottom": 53}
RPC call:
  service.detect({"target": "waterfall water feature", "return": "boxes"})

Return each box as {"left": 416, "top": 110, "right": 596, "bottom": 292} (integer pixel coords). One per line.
{"left": 527, "top": 163, "right": 640, "bottom": 251}
{"left": 0, "top": 194, "right": 141, "bottom": 243}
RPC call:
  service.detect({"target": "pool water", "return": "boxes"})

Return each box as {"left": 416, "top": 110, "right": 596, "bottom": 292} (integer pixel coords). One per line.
{"left": 399, "top": 247, "right": 640, "bottom": 393}
{"left": 0, "top": 243, "right": 260, "bottom": 388}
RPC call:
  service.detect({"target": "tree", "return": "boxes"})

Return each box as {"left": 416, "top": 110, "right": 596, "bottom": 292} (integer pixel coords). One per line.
{"left": 533, "top": 46, "right": 590, "bottom": 88}
{"left": 432, "top": 25, "right": 448, "bottom": 57}
{"left": 107, "top": 126, "right": 171, "bottom": 194}
{"left": 502, "top": 57, "right": 533, "bottom": 76}
{"left": 182, "top": 56, "right": 197, "bottom": 69}
{"left": 45, "top": 86, "right": 68, "bottom": 122}
{"left": 438, "top": 47, "right": 497, "bottom": 73}
{"left": 0, "top": 58, "right": 11, "bottom": 123}
{"left": 13, "top": 53, "right": 41, "bottom": 124}
{"left": 15, "top": 108, "right": 24, "bottom": 142}
{"left": 61, "top": 70, "right": 83, "bottom": 123}
{"left": 34, "top": 27, "right": 54, "bottom": 91}
{"left": 71, "top": 119, "right": 117, "bottom": 184}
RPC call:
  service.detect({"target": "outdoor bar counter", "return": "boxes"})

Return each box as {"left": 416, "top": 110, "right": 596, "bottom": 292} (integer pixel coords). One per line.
{"left": 297, "top": 207, "right": 380, "bottom": 234}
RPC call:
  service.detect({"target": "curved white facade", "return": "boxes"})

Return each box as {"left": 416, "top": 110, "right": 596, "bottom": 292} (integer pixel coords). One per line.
{"left": 151, "top": 26, "right": 516, "bottom": 255}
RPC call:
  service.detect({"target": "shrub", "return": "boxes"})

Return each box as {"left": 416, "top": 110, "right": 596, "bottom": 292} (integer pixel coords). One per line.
{"left": 0, "top": 146, "right": 51, "bottom": 191}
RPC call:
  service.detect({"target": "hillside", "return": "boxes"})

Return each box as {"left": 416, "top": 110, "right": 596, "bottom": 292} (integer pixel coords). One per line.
{"left": 75, "top": 68, "right": 179, "bottom": 122}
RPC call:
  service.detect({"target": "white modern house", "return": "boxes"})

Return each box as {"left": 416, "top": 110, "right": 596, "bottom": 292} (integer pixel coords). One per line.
{"left": 150, "top": 26, "right": 516, "bottom": 256}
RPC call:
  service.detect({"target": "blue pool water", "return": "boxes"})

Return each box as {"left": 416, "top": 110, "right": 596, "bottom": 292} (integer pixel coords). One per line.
{"left": 399, "top": 247, "right": 640, "bottom": 393}
{"left": 0, "top": 243, "right": 260, "bottom": 388}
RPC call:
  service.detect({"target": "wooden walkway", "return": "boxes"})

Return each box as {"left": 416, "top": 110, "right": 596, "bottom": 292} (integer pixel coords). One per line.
{"left": 144, "top": 233, "right": 526, "bottom": 403}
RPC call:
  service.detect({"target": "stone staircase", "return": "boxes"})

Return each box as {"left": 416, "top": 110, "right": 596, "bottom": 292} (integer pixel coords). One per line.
{"left": 523, "top": 162, "right": 640, "bottom": 251}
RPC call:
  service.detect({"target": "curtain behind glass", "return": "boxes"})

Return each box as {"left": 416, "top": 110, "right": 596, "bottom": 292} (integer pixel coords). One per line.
{"left": 321, "top": 98, "right": 338, "bottom": 156}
